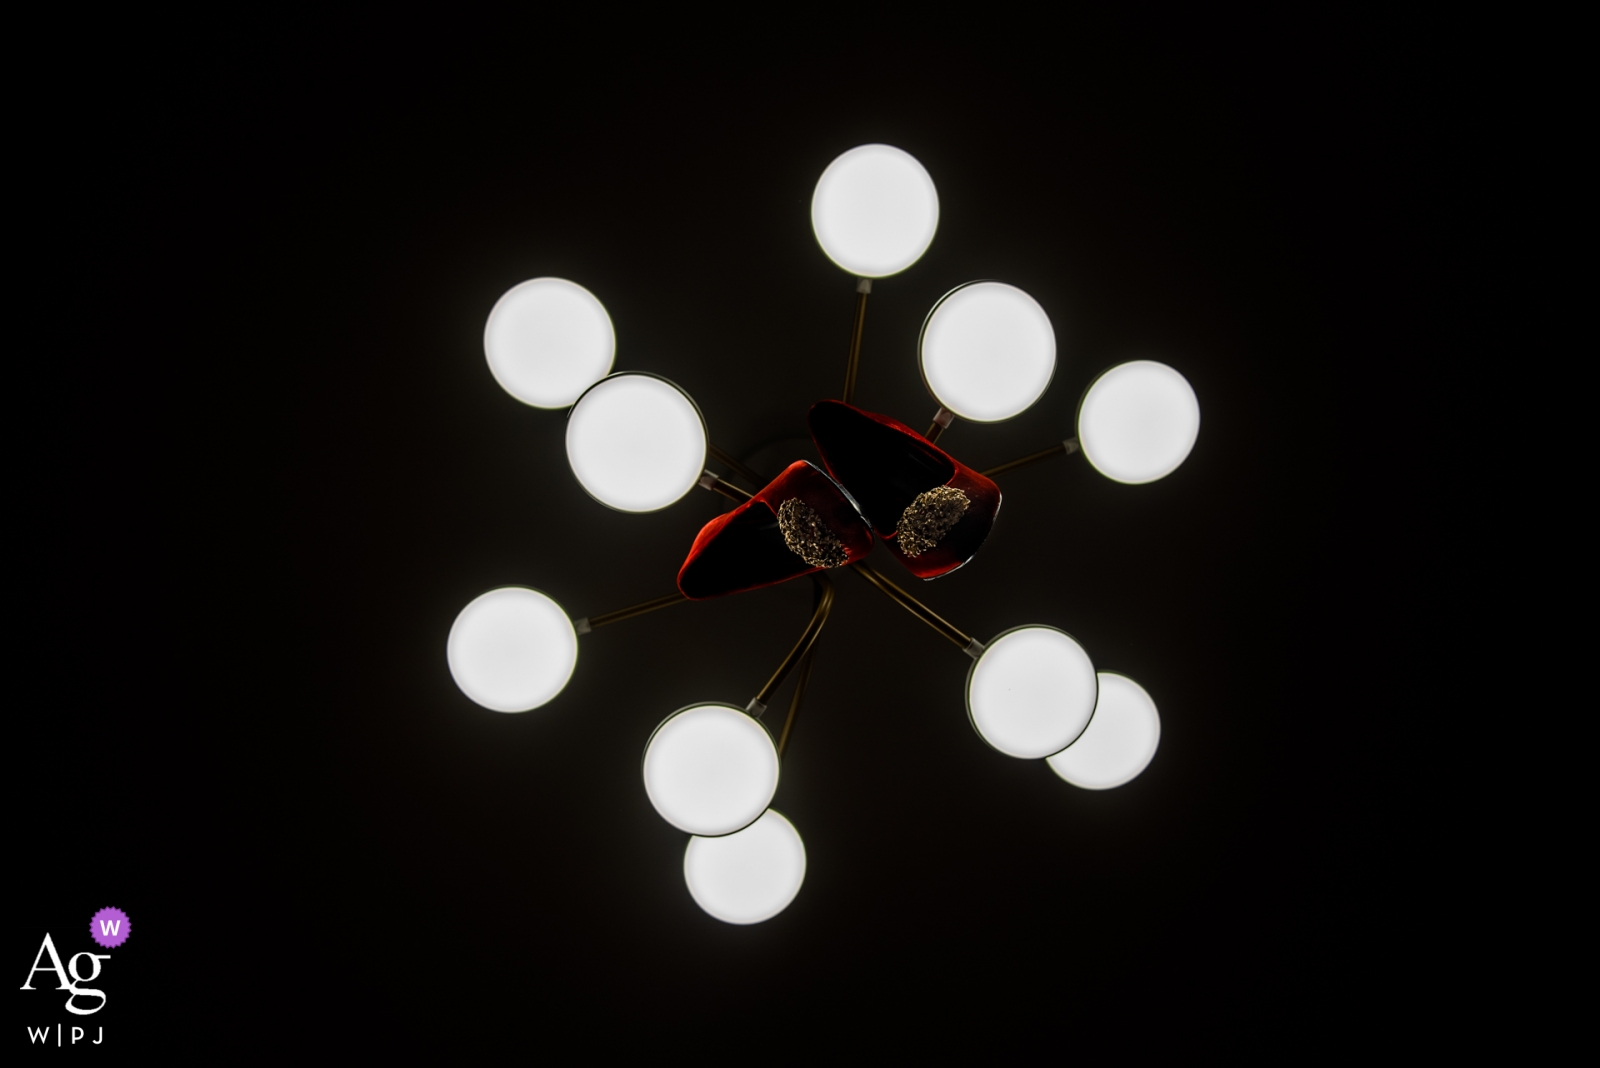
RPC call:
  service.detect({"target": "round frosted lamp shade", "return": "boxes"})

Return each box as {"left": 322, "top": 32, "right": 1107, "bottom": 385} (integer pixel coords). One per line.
{"left": 447, "top": 587, "right": 578, "bottom": 712}
{"left": 1077, "top": 361, "right": 1200, "bottom": 484}
{"left": 684, "top": 809, "right": 807, "bottom": 924}
{"left": 1048, "top": 673, "right": 1161, "bottom": 789}
{"left": 967, "top": 626, "right": 1097, "bottom": 758}
{"left": 484, "top": 278, "right": 615, "bottom": 408}
{"left": 811, "top": 144, "right": 939, "bottom": 278}
{"left": 566, "top": 373, "right": 707, "bottom": 512}
{"left": 920, "top": 282, "right": 1056, "bottom": 422}
{"left": 643, "top": 704, "right": 779, "bottom": 837}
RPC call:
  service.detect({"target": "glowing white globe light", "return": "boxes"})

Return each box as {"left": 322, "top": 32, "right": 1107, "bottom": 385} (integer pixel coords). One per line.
{"left": 1077, "top": 360, "right": 1200, "bottom": 484}
{"left": 566, "top": 373, "right": 707, "bottom": 512}
{"left": 919, "top": 282, "right": 1056, "bottom": 422}
{"left": 967, "top": 625, "right": 1097, "bottom": 759}
{"left": 447, "top": 587, "right": 578, "bottom": 713}
{"left": 483, "top": 278, "right": 615, "bottom": 409}
{"left": 1048, "top": 672, "right": 1161, "bottom": 789}
{"left": 643, "top": 704, "right": 779, "bottom": 837}
{"left": 684, "top": 809, "right": 806, "bottom": 924}
{"left": 811, "top": 144, "right": 939, "bottom": 278}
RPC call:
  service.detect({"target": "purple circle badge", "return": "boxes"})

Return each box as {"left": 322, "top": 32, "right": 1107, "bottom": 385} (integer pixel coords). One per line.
{"left": 90, "top": 907, "right": 131, "bottom": 949}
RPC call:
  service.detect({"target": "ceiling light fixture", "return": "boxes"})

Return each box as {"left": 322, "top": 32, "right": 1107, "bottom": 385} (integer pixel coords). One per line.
{"left": 444, "top": 143, "right": 1201, "bottom": 924}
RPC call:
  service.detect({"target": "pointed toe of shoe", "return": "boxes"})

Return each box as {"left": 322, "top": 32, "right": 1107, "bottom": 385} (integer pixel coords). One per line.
{"left": 675, "top": 460, "right": 873, "bottom": 599}
{"left": 808, "top": 400, "right": 1001, "bottom": 579}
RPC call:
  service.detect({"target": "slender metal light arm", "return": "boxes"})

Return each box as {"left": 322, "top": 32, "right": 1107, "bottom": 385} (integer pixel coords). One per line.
{"left": 708, "top": 444, "right": 767, "bottom": 489}
{"left": 775, "top": 576, "right": 827, "bottom": 758}
{"left": 981, "top": 438, "right": 1079, "bottom": 478}
{"left": 775, "top": 644, "right": 815, "bottom": 758}
{"left": 573, "top": 591, "right": 689, "bottom": 634}
{"left": 925, "top": 407, "right": 955, "bottom": 444}
{"left": 849, "top": 563, "right": 984, "bottom": 658}
{"left": 698, "top": 470, "right": 754, "bottom": 502}
{"left": 748, "top": 573, "right": 834, "bottom": 715}
{"left": 841, "top": 278, "right": 871, "bottom": 404}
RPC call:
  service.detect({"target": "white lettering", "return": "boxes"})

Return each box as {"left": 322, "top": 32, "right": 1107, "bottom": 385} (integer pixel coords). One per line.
{"left": 98, "top": 920, "right": 121, "bottom": 937}
{"left": 19, "top": 934, "right": 70, "bottom": 991}
{"left": 71, "top": 1025, "right": 84, "bottom": 1043}
{"left": 65, "top": 953, "right": 110, "bottom": 1015}
{"left": 26, "top": 1026, "right": 49, "bottom": 1044}
{"left": 94, "top": 1026, "right": 104, "bottom": 1045}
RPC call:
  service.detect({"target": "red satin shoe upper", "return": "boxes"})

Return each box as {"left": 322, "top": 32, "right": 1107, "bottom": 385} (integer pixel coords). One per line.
{"left": 807, "top": 400, "right": 1001, "bottom": 580}
{"left": 677, "top": 460, "right": 874, "bottom": 600}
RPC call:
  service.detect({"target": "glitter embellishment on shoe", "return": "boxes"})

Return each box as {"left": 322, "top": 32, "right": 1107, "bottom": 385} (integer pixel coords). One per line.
{"left": 778, "top": 498, "right": 849, "bottom": 568}
{"left": 896, "top": 486, "right": 970, "bottom": 557}
{"left": 808, "top": 399, "right": 1000, "bottom": 580}
{"left": 677, "top": 460, "right": 873, "bottom": 599}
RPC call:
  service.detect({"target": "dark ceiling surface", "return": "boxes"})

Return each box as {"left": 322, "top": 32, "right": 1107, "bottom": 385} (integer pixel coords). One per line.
{"left": 17, "top": 12, "right": 1421, "bottom": 1051}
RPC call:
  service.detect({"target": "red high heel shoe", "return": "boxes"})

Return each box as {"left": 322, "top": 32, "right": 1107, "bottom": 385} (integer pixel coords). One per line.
{"left": 677, "top": 460, "right": 875, "bottom": 599}
{"left": 808, "top": 400, "right": 1001, "bottom": 579}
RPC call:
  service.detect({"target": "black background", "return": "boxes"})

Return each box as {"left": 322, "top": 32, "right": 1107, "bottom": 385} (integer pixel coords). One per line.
{"left": 17, "top": 10, "right": 1430, "bottom": 1053}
